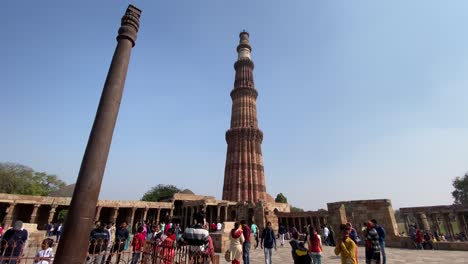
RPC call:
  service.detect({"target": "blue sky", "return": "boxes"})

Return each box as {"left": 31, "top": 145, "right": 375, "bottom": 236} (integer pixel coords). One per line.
{"left": 2, "top": 0, "right": 468, "bottom": 211}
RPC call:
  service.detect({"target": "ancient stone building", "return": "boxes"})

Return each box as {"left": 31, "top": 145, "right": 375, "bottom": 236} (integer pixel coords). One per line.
{"left": 222, "top": 31, "right": 271, "bottom": 203}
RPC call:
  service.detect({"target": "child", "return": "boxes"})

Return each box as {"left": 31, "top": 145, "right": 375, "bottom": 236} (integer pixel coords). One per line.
{"left": 34, "top": 238, "right": 54, "bottom": 264}
{"left": 131, "top": 226, "right": 145, "bottom": 264}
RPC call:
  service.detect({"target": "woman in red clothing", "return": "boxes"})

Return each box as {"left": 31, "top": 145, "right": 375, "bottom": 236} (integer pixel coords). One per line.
{"left": 160, "top": 228, "right": 177, "bottom": 264}
{"left": 415, "top": 229, "right": 424, "bottom": 249}
{"left": 131, "top": 226, "right": 145, "bottom": 264}
{"left": 308, "top": 227, "right": 323, "bottom": 264}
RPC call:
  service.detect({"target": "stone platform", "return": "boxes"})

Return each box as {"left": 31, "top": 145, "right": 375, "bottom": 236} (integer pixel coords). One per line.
{"left": 247, "top": 243, "right": 468, "bottom": 264}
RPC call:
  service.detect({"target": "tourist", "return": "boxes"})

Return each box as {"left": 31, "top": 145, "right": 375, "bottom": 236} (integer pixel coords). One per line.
{"left": 106, "top": 221, "right": 129, "bottom": 264}
{"left": 0, "top": 220, "right": 28, "bottom": 264}
{"left": 290, "top": 232, "right": 311, "bottom": 264}
{"left": 229, "top": 222, "right": 245, "bottom": 264}
{"left": 322, "top": 225, "right": 329, "bottom": 246}
{"left": 206, "top": 234, "right": 215, "bottom": 263}
{"left": 55, "top": 222, "right": 62, "bottom": 242}
{"left": 159, "top": 228, "right": 176, "bottom": 264}
{"left": 87, "top": 222, "right": 109, "bottom": 264}
{"left": 34, "top": 238, "right": 54, "bottom": 264}
{"left": 415, "top": 228, "right": 424, "bottom": 249}
{"left": 152, "top": 224, "right": 163, "bottom": 242}
{"left": 100, "top": 223, "right": 113, "bottom": 264}
{"left": 260, "top": 221, "right": 277, "bottom": 264}
{"left": 240, "top": 220, "right": 251, "bottom": 264}
{"left": 334, "top": 224, "right": 357, "bottom": 264}
{"left": 371, "top": 219, "right": 386, "bottom": 264}
{"left": 346, "top": 222, "right": 359, "bottom": 263}
{"left": 45, "top": 222, "right": 53, "bottom": 237}
{"left": 423, "top": 230, "right": 434, "bottom": 250}
{"left": 211, "top": 222, "right": 217, "bottom": 232}
{"left": 250, "top": 222, "right": 259, "bottom": 249}
{"left": 142, "top": 220, "right": 148, "bottom": 238}
{"left": 109, "top": 223, "right": 116, "bottom": 247}
{"left": 408, "top": 225, "right": 416, "bottom": 242}
{"left": 328, "top": 225, "right": 336, "bottom": 246}
{"left": 278, "top": 223, "right": 286, "bottom": 246}
{"left": 217, "top": 222, "right": 223, "bottom": 231}
{"left": 174, "top": 223, "right": 182, "bottom": 241}
{"left": 364, "top": 221, "right": 380, "bottom": 264}
{"left": 308, "top": 227, "right": 323, "bottom": 264}
{"left": 131, "top": 226, "right": 145, "bottom": 264}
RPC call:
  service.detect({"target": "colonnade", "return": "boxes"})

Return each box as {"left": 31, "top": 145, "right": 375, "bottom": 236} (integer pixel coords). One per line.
{"left": 277, "top": 213, "right": 328, "bottom": 233}
{"left": 402, "top": 210, "right": 468, "bottom": 241}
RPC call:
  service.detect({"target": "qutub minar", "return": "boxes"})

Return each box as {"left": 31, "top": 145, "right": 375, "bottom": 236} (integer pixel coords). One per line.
{"left": 222, "top": 31, "right": 271, "bottom": 203}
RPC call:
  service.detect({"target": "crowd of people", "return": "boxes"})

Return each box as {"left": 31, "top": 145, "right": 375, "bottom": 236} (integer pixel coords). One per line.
{"left": 280, "top": 219, "right": 386, "bottom": 264}
{"left": 85, "top": 208, "right": 217, "bottom": 264}
{"left": 405, "top": 224, "right": 468, "bottom": 250}
{"left": 0, "top": 214, "right": 466, "bottom": 264}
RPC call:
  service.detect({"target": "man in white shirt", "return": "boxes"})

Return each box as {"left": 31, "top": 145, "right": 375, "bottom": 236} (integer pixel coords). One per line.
{"left": 322, "top": 225, "right": 330, "bottom": 246}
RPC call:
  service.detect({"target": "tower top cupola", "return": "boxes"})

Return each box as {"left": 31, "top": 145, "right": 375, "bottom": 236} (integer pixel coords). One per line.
{"left": 237, "top": 30, "right": 252, "bottom": 60}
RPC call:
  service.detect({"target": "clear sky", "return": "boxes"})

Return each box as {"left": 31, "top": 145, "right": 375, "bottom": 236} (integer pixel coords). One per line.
{"left": 2, "top": 0, "right": 467, "bottom": 211}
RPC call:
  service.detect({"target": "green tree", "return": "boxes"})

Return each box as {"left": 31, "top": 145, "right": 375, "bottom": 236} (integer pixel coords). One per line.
{"left": 275, "top": 193, "right": 288, "bottom": 203}
{"left": 290, "top": 206, "right": 304, "bottom": 212}
{"left": 141, "top": 184, "right": 181, "bottom": 202}
{"left": 57, "top": 209, "right": 68, "bottom": 222}
{"left": 0, "top": 162, "right": 66, "bottom": 196}
{"left": 452, "top": 173, "right": 468, "bottom": 205}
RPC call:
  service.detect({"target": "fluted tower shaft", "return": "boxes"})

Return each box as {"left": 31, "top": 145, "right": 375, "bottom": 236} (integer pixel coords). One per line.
{"left": 222, "top": 32, "right": 268, "bottom": 203}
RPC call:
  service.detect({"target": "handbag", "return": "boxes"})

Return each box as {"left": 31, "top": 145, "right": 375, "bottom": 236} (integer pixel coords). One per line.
{"left": 224, "top": 249, "right": 231, "bottom": 262}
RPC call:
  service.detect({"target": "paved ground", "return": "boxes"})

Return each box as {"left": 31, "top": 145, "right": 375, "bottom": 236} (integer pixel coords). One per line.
{"left": 247, "top": 243, "right": 468, "bottom": 264}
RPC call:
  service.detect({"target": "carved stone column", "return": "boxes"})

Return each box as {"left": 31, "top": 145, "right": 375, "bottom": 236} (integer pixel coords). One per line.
{"left": 129, "top": 207, "right": 137, "bottom": 229}
{"left": 3, "top": 203, "right": 16, "bottom": 228}
{"left": 189, "top": 207, "right": 194, "bottom": 226}
{"left": 216, "top": 205, "right": 221, "bottom": 223}
{"left": 442, "top": 213, "right": 455, "bottom": 241}
{"left": 403, "top": 214, "right": 410, "bottom": 234}
{"left": 143, "top": 207, "right": 149, "bottom": 221}
{"left": 112, "top": 207, "right": 119, "bottom": 224}
{"left": 417, "top": 212, "right": 430, "bottom": 231}
{"left": 29, "top": 204, "right": 41, "bottom": 223}
{"left": 94, "top": 206, "right": 102, "bottom": 222}
{"left": 458, "top": 213, "right": 468, "bottom": 237}
{"left": 48, "top": 205, "right": 57, "bottom": 224}
{"left": 224, "top": 206, "right": 228, "bottom": 222}
{"left": 156, "top": 208, "right": 161, "bottom": 224}
{"left": 430, "top": 214, "right": 441, "bottom": 235}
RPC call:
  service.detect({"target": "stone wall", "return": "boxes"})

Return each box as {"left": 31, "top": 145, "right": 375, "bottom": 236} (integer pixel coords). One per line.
{"left": 327, "top": 199, "right": 400, "bottom": 246}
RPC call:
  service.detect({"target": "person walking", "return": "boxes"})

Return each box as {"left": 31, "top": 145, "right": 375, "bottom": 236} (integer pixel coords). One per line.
{"left": 371, "top": 219, "right": 386, "bottom": 264}
{"left": 308, "top": 227, "right": 323, "bottom": 264}
{"left": 260, "top": 222, "right": 277, "bottom": 264}
{"left": 278, "top": 223, "right": 286, "bottom": 247}
{"left": 241, "top": 220, "right": 251, "bottom": 264}
{"left": 365, "top": 221, "right": 381, "bottom": 264}
{"left": 251, "top": 222, "right": 259, "bottom": 249}
{"left": 229, "top": 222, "right": 245, "bottom": 264}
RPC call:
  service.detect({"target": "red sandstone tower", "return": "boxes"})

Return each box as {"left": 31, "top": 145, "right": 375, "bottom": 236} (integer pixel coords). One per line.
{"left": 222, "top": 31, "right": 269, "bottom": 203}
